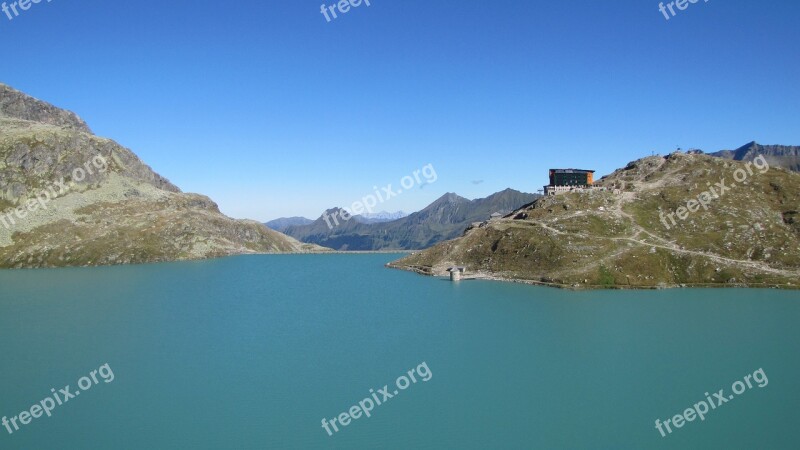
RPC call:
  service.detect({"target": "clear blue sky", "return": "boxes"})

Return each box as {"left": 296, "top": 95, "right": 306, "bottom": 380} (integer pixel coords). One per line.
{"left": 2, "top": 0, "right": 798, "bottom": 220}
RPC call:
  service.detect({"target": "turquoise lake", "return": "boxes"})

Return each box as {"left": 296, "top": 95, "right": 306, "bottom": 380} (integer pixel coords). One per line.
{"left": 0, "top": 254, "right": 798, "bottom": 449}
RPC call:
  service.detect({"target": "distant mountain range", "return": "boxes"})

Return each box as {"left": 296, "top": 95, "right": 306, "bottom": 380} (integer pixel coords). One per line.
{"left": 709, "top": 141, "right": 800, "bottom": 172}
{"left": 282, "top": 189, "right": 539, "bottom": 251}
{"left": 264, "top": 211, "right": 408, "bottom": 233}
{"left": 266, "top": 211, "right": 407, "bottom": 231}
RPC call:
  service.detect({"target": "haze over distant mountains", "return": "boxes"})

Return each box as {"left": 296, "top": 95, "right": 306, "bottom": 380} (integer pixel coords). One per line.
{"left": 281, "top": 189, "right": 539, "bottom": 251}
{"left": 265, "top": 211, "right": 409, "bottom": 232}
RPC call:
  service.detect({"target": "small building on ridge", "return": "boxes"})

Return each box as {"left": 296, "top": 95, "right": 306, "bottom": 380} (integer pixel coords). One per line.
{"left": 544, "top": 169, "right": 595, "bottom": 196}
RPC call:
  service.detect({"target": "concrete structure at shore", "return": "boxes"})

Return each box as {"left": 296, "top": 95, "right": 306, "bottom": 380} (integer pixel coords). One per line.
{"left": 447, "top": 266, "right": 466, "bottom": 281}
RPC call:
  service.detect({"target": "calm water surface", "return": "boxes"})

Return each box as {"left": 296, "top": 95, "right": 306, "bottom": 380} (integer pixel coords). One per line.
{"left": 0, "top": 254, "right": 798, "bottom": 449}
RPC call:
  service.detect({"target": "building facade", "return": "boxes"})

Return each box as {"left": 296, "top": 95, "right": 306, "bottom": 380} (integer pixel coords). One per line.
{"left": 544, "top": 169, "right": 595, "bottom": 196}
{"left": 549, "top": 169, "right": 594, "bottom": 186}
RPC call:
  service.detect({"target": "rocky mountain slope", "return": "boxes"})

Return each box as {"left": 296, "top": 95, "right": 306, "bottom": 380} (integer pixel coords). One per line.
{"left": 284, "top": 189, "right": 539, "bottom": 251}
{"left": 0, "top": 84, "right": 323, "bottom": 268}
{"left": 265, "top": 216, "right": 314, "bottom": 232}
{"left": 353, "top": 211, "right": 408, "bottom": 224}
{"left": 711, "top": 141, "right": 800, "bottom": 172}
{"left": 390, "top": 152, "right": 800, "bottom": 289}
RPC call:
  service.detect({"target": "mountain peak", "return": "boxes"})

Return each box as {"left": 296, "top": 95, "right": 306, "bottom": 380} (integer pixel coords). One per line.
{"left": 0, "top": 83, "right": 92, "bottom": 133}
{"left": 433, "top": 192, "right": 469, "bottom": 204}
{"left": 484, "top": 188, "right": 523, "bottom": 199}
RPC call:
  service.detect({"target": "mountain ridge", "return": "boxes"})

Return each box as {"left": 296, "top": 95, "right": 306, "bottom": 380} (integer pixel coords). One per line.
{"left": 710, "top": 141, "right": 800, "bottom": 171}
{"left": 265, "top": 216, "right": 314, "bottom": 232}
{"left": 283, "top": 189, "right": 539, "bottom": 251}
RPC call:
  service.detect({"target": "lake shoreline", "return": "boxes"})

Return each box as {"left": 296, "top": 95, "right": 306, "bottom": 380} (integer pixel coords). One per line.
{"left": 385, "top": 262, "right": 800, "bottom": 291}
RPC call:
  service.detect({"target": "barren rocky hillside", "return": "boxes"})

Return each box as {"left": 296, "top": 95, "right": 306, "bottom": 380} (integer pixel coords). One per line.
{"left": 0, "top": 84, "right": 324, "bottom": 268}
{"left": 390, "top": 152, "right": 800, "bottom": 289}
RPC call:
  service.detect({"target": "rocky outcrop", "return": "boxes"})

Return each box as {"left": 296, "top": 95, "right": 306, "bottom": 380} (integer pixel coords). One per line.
{"left": 0, "top": 84, "right": 91, "bottom": 133}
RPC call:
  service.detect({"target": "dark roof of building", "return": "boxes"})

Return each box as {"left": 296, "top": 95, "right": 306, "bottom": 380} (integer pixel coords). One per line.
{"left": 550, "top": 169, "right": 595, "bottom": 173}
